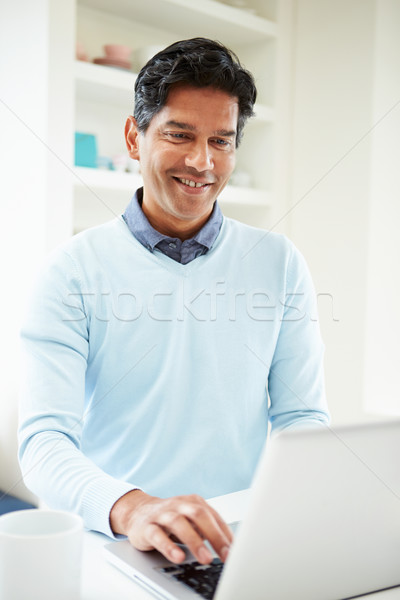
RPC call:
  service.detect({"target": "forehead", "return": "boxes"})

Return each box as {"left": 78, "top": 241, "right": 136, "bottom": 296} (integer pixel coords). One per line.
{"left": 152, "top": 85, "right": 239, "bottom": 131}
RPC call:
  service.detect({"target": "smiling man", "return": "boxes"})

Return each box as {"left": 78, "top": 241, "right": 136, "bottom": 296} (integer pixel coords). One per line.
{"left": 19, "top": 38, "right": 329, "bottom": 568}
{"left": 125, "top": 85, "right": 237, "bottom": 239}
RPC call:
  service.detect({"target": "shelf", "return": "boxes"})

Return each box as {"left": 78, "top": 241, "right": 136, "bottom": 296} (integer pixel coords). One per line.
{"left": 75, "top": 61, "right": 274, "bottom": 123}
{"left": 73, "top": 166, "right": 270, "bottom": 207}
{"left": 78, "top": 0, "right": 277, "bottom": 45}
{"left": 73, "top": 166, "right": 142, "bottom": 191}
{"left": 75, "top": 60, "right": 136, "bottom": 106}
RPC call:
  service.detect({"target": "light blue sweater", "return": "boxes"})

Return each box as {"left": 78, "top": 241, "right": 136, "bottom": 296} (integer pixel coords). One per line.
{"left": 19, "top": 216, "right": 329, "bottom": 537}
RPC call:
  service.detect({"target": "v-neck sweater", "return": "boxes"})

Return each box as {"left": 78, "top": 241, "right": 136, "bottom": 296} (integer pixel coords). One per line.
{"left": 19, "top": 215, "right": 329, "bottom": 538}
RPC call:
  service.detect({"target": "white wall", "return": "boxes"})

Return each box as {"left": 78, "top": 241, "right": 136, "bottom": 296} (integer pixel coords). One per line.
{"left": 364, "top": 0, "right": 400, "bottom": 417}
{"left": 0, "top": 0, "right": 74, "bottom": 501}
{"left": 288, "top": 0, "right": 400, "bottom": 423}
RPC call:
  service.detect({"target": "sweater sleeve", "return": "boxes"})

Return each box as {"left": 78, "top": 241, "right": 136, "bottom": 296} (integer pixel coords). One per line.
{"left": 18, "top": 249, "right": 136, "bottom": 537}
{"left": 268, "top": 242, "right": 330, "bottom": 433}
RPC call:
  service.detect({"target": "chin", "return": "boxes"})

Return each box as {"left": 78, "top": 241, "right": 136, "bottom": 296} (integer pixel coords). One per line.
{"left": 174, "top": 200, "right": 214, "bottom": 218}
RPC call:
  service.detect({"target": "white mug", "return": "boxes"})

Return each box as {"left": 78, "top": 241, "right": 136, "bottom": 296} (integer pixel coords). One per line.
{"left": 0, "top": 509, "right": 83, "bottom": 600}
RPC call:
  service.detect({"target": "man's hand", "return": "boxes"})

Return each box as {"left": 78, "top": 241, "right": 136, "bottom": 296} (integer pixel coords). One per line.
{"left": 110, "top": 490, "right": 233, "bottom": 565}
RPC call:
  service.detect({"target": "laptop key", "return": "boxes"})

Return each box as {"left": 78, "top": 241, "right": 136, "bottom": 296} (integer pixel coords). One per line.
{"left": 169, "top": 559, "right": 224, "bottom": 599}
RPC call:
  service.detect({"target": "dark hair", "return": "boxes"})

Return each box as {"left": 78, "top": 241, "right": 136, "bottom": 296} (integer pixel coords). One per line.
{"left": 134, "top": 37, "right": 257, "bottom": 147}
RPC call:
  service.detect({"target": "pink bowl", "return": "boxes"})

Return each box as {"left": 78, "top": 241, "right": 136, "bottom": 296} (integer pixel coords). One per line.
{"left": 104, "top": 44, "right": 132, "bottom": 60}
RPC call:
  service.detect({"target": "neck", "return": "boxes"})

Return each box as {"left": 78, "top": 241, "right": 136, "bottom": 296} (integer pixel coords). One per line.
{"left": 142, "top": 205, "right": 212, "bottom": 241}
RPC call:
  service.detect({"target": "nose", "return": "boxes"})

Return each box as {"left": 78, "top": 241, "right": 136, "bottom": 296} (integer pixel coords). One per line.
{"left": 185, "top": 141, "right": 214, "bottom": 172}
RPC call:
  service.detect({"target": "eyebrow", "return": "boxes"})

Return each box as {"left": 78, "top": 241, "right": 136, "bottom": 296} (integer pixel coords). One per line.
{"left": 165, "top": 120, "right": 236, "bottom": 138}
{"left": 166, "top": 120, "right": 196, "bottom": 131}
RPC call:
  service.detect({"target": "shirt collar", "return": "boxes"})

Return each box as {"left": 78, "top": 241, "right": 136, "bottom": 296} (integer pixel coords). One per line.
{"left": 122, "top": 188, "right": 223, "bottom": 252}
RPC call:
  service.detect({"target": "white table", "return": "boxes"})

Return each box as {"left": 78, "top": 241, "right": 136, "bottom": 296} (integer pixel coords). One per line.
{"left": 80, "top": 490, "right": 400, "bottom": 600}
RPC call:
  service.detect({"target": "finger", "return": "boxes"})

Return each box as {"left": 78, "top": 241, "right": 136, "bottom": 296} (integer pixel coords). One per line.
{"left": 179, "top": 498, "right": 232, "bottom": 561}
{"left": 142, "top": 522, "right": 186, "bottom": 564}
{"left": 208, "top": 505, "right": 235, "bottom": 544}
{"left": 158, "top": 512, "right": 214, "bottom": 565}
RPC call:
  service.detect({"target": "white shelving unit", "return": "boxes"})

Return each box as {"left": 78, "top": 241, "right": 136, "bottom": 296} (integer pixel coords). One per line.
{"left": 78, "top": 0, "right": 278, "bottom": 44}
{"left": 72, "top": 0, "right": 293, "bottom": 233}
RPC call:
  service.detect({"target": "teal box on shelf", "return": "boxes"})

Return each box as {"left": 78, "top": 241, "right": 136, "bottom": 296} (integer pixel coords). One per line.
{"left": 75, "top": 132, "right": 98, "bottom": 168}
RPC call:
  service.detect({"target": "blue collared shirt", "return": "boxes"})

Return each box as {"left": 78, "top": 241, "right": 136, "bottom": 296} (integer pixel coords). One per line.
{"left": 122, "top": 188, "right": 223, "bottom": 265}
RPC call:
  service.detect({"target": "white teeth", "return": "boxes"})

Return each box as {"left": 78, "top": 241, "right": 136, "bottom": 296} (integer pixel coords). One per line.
{"left": 179, "top": 178, "right": 206, "bottom": 188}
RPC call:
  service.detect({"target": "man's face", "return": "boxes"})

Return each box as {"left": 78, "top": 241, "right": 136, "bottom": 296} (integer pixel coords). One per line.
{"left": 125, "top": 85, "right": 238, "bottom": 238}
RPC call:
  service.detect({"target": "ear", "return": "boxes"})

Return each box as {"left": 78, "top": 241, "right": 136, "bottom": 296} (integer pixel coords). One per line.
{"left": 125, "top": 116, "right": 140, "bottom": 160}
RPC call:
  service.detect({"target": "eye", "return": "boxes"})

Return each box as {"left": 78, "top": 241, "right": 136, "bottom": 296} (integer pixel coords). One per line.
{"left": 212, "top": 138, "right": 232, "bottom": 148}
{"left": 165, "top": 132, "right": 190, "bottom": 141}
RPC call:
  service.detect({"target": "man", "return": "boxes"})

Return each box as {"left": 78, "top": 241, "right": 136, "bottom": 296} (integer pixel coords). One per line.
{"left": 19, "top": 38, "right": 329, "bottom": 567}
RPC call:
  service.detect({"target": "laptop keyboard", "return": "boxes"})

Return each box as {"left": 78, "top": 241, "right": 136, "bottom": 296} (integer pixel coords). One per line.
{"left": 159, "top": 558, "right": 223, "bottom": 599}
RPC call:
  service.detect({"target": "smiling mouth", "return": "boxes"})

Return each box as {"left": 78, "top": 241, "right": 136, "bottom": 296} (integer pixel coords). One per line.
{"left": 174, "top": 177, "right": 212, "bottom": 189}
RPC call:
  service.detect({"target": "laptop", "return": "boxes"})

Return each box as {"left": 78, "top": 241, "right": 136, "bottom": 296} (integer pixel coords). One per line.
{"left": 105, "top": 420, "right": 400, "bottom": 600}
